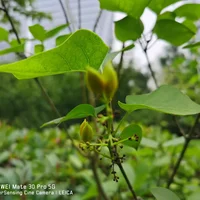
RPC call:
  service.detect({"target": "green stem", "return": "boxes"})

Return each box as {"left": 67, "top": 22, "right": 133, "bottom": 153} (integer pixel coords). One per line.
{"left": 113, "top": 112, "right": 129, "bottom": 135}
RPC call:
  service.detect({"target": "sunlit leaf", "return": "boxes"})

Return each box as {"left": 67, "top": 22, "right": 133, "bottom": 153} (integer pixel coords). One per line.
{"left": 119, "top": 85, "right": 200, "bottom": 115}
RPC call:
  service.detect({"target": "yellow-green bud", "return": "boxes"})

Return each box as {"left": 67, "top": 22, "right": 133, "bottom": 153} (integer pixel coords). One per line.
{"left": 103, "top": 63, "right": 118, "bottom": 101}
{"left": 86, "top": 67, "right": 105, "bottom": 95}
{"left": 80, "top": 119, "right": 93, "bottom": 142}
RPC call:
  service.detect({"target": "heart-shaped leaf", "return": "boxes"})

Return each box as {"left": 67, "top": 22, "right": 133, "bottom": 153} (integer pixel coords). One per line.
{"left": 119, "top": 85, "right": 200, "bottom": 115}
{"left": 120, "top": 124, "right": 142, "bottom": 149}
{"left": 0, "top": 29, "right": 108, "bottom": 79}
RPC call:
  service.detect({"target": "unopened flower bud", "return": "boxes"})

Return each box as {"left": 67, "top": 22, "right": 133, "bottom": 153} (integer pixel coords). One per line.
{"left": 86, "top": 67, "right": 105, "bottom": 95}
{"left": 80, "top": 119, "right": 93, "bottom": 142}
{"left": 103, "top": 63, "right": 118, "bottom": 101}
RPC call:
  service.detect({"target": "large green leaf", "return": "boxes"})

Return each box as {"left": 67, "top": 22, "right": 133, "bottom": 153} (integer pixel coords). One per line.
{"left": 151, "top": 187, "right": 180, "bottom": 200}
{"left": 0, "top": 29, "right": 108, "bottom": 79}
{"left": 174, "top": 4, "right": 200, "bottom": 21}
{"left": 99, "top": 0, "right": 151, "bottom": 18}
{"left": 118, "top": 85, "right": 200, "bottom": 115}
{"left": 0, "top": 27, "right": 9, "bottom": 42}
{"left": 115, "top": 16, "right": 144, "bottom": 42}
{"left": 41, "top": 104, "right": 96, "bottom": 127}
{"left": 120, "top": 124, "right": 142, "bottom": 150}
{"left": 154, "top": 19, "right": 195, "bottom": 46}
{"left": 149, "top": 0, "right": 181, "bottom": 14}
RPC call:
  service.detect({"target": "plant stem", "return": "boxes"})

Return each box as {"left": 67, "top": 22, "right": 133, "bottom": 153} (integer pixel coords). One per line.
{"left": 93, "top": 10, "right": 103, "bottom": 32}
{"left": 117, "top": 42, "right": 125, "bottom": 79}
{"left": 167, "top": 114, "right": 200, "bottom": 188}
{"left": 106, "top": 103, "right": 138, "bottom": 200}
{"left": 117, "top": 161, "right": 138, "bottom": 200}
{"left": 1, "top": 0, "right": 21, "bottom": 44}
{"left": 113, "top": 112, "right": 129, "bottom": 135}
{"left": 58, "top": 0, "right": 72, "bottom": 32}
{"left": 78, "top": 0, "right": 81, "bottom": 29}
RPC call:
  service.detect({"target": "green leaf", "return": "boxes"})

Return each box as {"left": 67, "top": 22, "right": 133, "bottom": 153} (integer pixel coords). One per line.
{"left": 149, "top": 0, "right": 181, "bottom": 14}
{"left": 0, "top": 44, "right": 25, "bottom": 55}
{"left": 182, "top": 20, "right": 197, "bottom": 33}
{"left": 183, "top": 42, "right": 200, "bottom": 49}
{"left": 0, "top": 29, "right": 108, "bottom": 79}
{"left": 101, "top": 43, "right": 134, "bottom": 68}
{"left": 0, "top": 27, "right": 9, "bottom": 42}
{"left": 41, "top": 104, "right": 96, "bottom": 127}
{"left": 45, "top": 24, "right": 69, "bottom": 39}
{"left": 174, "top": 4, "right": 200, "bottom": 21}
{"left": 99, "top": 0, "right": 151, "bottom": 18}
{"left": 29, "top": 24, "right": 46, "bottom": 42}
{"left": 34, "top": 44, "right": 44, "bottom": 54}
{"left": 157, "top": 11, "right": 176, "bottom": 20}
{"left": 154, "top": 19, "right": 195, "bottom": 46}
{"left": 118, "top": 85, "right": 200, "bottom": 115}
{"left": 56, "top": 34, "right": 71, "bottom": 46}
{"left": 151, "top": 187, "right": 180, "bottom": 200}
{"left": 94, "top": 105, "right": 106, "bottom": 116}
{"left": 115, "top": 16, "right": 144, "bottom": 42}
{"left": 120, "top": 124, "right": 142, "bottom": 149}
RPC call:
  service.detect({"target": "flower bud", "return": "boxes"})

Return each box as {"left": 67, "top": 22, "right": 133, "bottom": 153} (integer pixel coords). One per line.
{"left": 80, "top": 119, "right": 93, "bottom": 142}
{"left": 103, "top": 63, "right": 118, "bottom": 101}
{"left": 86, "top": 67, "right": 105, "bottom": 95}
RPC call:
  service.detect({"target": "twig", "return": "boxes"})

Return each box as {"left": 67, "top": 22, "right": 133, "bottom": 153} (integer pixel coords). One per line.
{"left": 139, "top": 38, "right": 158, "bottom": 88}
{"left": 90, "top": 155, "right": 109, "bottom": 200}
{"left": 78, "top": 0, "right": 81, "bottom": 29}
{"left": 117, "top": 42, "right": 125, "bottom": 79}
{"left": 0, "top": 7, "right": 5, "bottom": 11}
{"left": 1, "top": 0, "right": 21, "bottom": 44}
{"left": 173, "top": 116, "right": 186, "bottom": 137}
{"left": 93, "top": 9, "right": 103, "bottom": 32}
{"left": 58, "top": 0, "right": 72, "bottom": 32}
{"left": 167, "top": 114, "right": 200, "bottom": 188}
